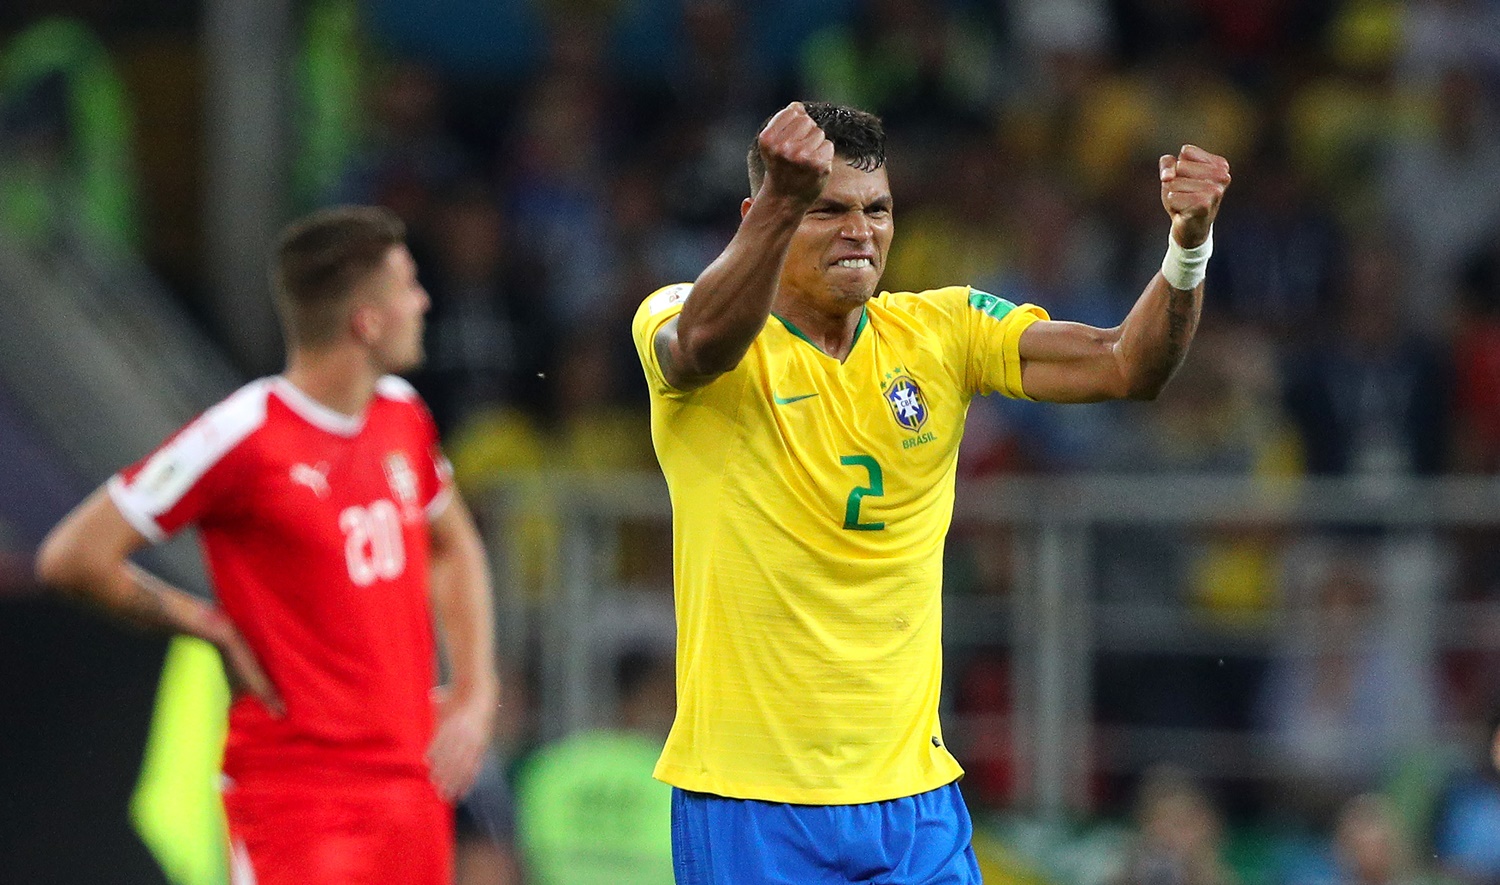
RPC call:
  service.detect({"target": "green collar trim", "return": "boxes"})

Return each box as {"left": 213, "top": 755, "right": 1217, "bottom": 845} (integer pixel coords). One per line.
{"left": 772, "top": 307, "right": 868, "bottom": 356}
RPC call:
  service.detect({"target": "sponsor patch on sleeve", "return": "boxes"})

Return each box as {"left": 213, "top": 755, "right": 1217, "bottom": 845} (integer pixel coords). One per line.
{"left": 967, "top": 288, "right": 1016, "bottom": 321}
{"left": 132, "top": 426, "right": 213, "bottom": 507}
{"left": 647, "top": 283, "right": 692, "bottom": 316}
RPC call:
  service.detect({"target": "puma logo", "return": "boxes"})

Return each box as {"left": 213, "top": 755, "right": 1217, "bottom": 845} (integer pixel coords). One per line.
{"left": 290, "top": 462, "right": 331, "bottom": 498}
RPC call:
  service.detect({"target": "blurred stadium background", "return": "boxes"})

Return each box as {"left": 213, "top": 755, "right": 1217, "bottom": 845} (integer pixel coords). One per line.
{"left": 3, "top": 0, "right": 1500, "bottom": 883}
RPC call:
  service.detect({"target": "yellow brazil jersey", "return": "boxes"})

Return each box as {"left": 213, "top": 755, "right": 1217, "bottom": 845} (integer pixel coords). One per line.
{"left": 631, "top": 283, "right": 1047, "bottom": 805}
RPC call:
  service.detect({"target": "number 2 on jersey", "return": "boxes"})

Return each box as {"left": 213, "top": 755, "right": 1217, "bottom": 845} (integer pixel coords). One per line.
{"left": 840, "top": 455, "right": 886, "bottom": 531}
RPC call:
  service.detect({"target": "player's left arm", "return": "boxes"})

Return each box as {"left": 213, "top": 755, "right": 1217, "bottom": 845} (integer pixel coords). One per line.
{"left": 425, "top": 492, "right": 499, "bottom": 801}
{"left": 1017, "top": 145, "right": 1230, "bottom": 403}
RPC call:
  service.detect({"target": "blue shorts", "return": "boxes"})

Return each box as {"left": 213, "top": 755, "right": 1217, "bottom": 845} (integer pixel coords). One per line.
{"left": 670, "top": 781, "right": 981, "bottom": 884}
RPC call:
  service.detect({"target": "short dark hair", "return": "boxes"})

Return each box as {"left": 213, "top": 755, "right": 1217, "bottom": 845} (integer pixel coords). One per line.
{"left": 272, "top": 205, "right": 406, "bottom": 347}
{"left": 747, "top": 101, "right": 886, "bottom": 196}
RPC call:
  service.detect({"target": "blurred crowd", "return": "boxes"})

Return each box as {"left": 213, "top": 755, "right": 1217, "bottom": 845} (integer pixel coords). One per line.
{"left": 7, "top": 0, "right": 1500, "bottom": 883}
{"left": 329, "top": 0, "right": 1500, "bottom": 490}
{"left": 11, "top": 1, "right": 1500, "bottom": 483}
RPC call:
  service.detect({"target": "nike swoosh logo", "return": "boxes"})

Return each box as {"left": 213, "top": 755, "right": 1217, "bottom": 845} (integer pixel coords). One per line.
{"left": 773, "top": 392, "right": 820, "bottom": 405}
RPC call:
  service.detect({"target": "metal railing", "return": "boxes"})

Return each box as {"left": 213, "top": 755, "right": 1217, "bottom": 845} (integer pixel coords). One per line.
{"left": 477, "top": 472, "right": 1500, "bottom": 819}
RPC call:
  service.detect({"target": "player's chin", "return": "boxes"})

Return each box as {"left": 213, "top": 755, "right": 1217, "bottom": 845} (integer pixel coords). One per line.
{"left": 832, "top": 281, "right": 877, "bottom": 306}
{"left": 389, "top": 347, "right": 426, "bottom": 375}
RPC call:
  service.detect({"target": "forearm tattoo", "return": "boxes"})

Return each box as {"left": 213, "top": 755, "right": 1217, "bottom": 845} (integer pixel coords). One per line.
{"left": 1162, "top": 285, "right": 1198, "bottom": 371}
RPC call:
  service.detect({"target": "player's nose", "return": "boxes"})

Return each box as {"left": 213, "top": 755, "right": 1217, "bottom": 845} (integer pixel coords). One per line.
{"left": 840, "top": 212, "right": 873, "bottom": 241}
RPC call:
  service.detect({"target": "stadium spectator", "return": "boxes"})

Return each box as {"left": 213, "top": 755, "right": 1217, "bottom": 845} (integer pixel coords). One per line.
{"left": 798, "top": 0, "right": 1002, "bottom": 145}
{"left": 1430, "top": 707, "right": 1500, "bottom": 884}
{"left": 1113, "top": 765, "right": 1238, "bottom": 885}
{"left": 1109, "top": 326, "right": 1292, "bottom": 477}
{"left": 1255, "top": 545, "right": 1442, "bottom": 822}
{"left": 361, "top": 0, "right": 545, "bottom": 81}
{"left": 1282, "top": 0, "right": 1409, "bottom": 226}
{"left": 1397, "top": 0, "right": 1500, "bottom": 89}
{"left": 653, "top": 0, "right": 780, "bottom": 231}
{"left": 504, "top": 16, "right": 620, "bottom": 326}
{"left": 329, "top": 61, "right": 470, "bottom": 239}
{"left": 411, "top": 179, "right": 555, "bottom": 437}
{"left": 879, "top": 130, "right": 1015, "bottom": 304}
{"left": 950, "top": 653, "right": 1023, "bottom": 808}
{"left": 1204, "top": 133, "right": 1346, "bottom": 341}
{"left": 1379, "top": 64, "right": 1500, "bottom": 329}
{"left": 1324, "top": 792, "right": 1444, "bottom": 885}
{"left": 514, "top": 646, "right": 676, "bottom": 885}
{"left": 605, "top": 161, "right": 725, "bottom": 324}
{"left": 631, "top": 100, "right": 1227, "bottom": 881}
{"left": 34, "top": 206, "right": 499, "bottom": 884}
{"left": 1067, "top": 41, "right": 1255, "bottom": 202}
{"left": 1282, "top": 233, "right": 1451, "bottom": 477}
{"left": 1279, "top": 791, "right": 1442, "bottom": 885}
{"left": 968, "top": 173, "right": 1133, "bottom": 473}
{"left": 1445, "top": 243, "right": 1500, "bottom": 720}
{"left": 1450, "top": 240, "right": 1500, "bottom": 474}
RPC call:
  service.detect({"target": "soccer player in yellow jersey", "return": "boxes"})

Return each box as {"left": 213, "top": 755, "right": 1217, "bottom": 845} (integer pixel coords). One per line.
{"left": 631, "top": 101, "right": 1230, "bottom": 883}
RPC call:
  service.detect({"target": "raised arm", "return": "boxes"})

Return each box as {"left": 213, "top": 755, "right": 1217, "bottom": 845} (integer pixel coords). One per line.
{"left": 655, "top": 102, "right": 835, "bottom": 391}
{"left": 1018, "top": 145, "right": 1231, "bottom": 403}
{"left": 423, "top": 493, "right": 499, "bottom": 800}
{"left": 35, "top": 486, "right": 283, "bottom": 714}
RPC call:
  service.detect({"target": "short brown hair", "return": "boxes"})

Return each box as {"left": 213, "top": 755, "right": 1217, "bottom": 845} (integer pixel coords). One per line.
{"left": 272, "top": 205, "right": 406, "bottom": 347}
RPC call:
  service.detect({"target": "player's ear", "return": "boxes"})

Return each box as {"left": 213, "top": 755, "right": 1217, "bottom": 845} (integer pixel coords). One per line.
{"left": 350, "top": 300, "right": 381, "bottom": 345}
{"left": 741, "top": 197, "right": 753, "bottom": 219}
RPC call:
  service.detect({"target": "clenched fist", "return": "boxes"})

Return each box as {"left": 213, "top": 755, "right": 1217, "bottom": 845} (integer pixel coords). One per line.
{"left": 757, "top": 101, "right": 837, "bottom": 206}
{"left": 1160, "top": 145, "right": 1231, "bottom": 249}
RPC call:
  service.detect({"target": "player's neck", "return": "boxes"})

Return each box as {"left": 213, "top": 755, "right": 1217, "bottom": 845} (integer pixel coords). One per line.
{"left": 282, "top": 348, "right": 381, "bottom": 418}
{"left": 772, "top": 295, "right": 864, "bottom": 361}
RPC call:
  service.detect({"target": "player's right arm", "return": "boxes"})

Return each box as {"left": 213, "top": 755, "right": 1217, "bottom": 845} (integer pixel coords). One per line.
{"left": 35, "top": 488, "right": 284, "bottom": 715}
{"left": 655, "top": 101, "right": 835, "bottom": 391}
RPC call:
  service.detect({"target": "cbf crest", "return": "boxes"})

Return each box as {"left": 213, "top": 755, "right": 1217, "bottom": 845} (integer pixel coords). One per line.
{"left": 882, "top": 368, "right": 930, "bottom": 433}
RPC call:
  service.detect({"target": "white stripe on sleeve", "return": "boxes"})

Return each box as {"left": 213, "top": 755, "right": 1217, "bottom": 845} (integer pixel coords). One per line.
{"left": 109, "top": 380, "right": 270, "bottom": 543}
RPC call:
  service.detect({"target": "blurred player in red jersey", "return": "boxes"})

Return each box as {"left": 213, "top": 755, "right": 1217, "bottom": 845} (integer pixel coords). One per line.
{"left": 36, "top": 205, "right": 499, "bottom": 885}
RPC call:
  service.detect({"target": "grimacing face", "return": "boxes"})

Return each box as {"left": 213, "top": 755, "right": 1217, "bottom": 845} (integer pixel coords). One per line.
{"left": 771, "top": 160, "right": 893, "bottom": 313}
{"left": 358, "top": 245, "right": 430, "bottom": 373}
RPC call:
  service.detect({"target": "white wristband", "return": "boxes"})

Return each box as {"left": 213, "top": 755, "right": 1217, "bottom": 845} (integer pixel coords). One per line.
{"left": 1161, "top": 227, "right": 1213, "bottom": 291}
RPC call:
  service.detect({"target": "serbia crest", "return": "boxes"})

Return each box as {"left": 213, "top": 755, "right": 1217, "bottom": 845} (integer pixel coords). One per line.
{"left": 384, "top": 451, "right": 421, "bottom": 522}
{"left": 883, "top": 369, "right": 929, "bottom": 433}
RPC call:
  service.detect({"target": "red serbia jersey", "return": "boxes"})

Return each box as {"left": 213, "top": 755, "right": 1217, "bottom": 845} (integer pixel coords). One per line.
{"left": 109, "top": 375, "right": 453, "bottom": 782}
